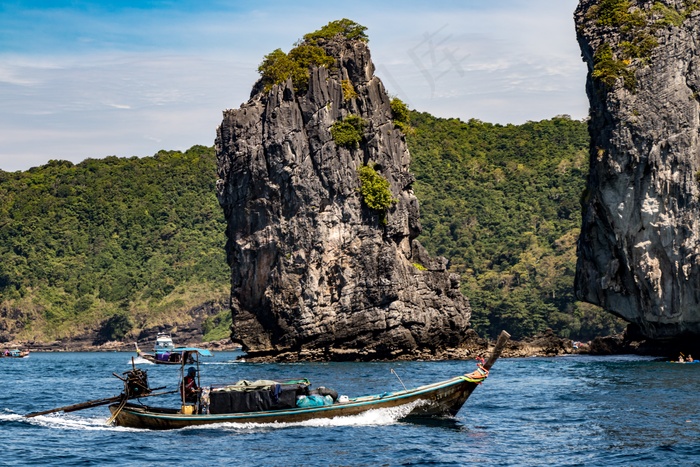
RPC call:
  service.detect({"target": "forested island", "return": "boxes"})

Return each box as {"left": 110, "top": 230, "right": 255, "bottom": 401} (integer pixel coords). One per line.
{"left": 0, "top": 113, "right": 624, "bottom": 348}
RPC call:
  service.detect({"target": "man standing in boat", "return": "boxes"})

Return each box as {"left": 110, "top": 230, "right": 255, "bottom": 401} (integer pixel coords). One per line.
{"left": 181, "top": 367, "right": 199, "bottom": 403}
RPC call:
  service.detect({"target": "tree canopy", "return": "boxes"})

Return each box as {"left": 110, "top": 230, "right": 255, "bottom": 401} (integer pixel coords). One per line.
{"left": 257, "top": 19, "right": 368, "bottom": 93}
{"left": 407, "top": 112, "right": 625, "bottom": 340}
{"left": 0, "top": 112, "right": 625, "bottom": 344}
{"left": 0, "top": 146, "right": 229, "bottom": 341}
{"left": 303, "top": 19, "right": 368, "bottom": 43}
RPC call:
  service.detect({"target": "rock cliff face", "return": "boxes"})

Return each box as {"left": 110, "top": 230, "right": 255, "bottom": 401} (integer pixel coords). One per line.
{"left": 575, "top": 0, "right": 700, "bottom": 339}
{"left": 215, "top": 29, "right": 471, "bottom": 360}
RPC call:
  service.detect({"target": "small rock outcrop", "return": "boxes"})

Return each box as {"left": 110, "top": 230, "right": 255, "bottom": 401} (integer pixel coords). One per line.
{"left": 575, "top": 1, "right": 700, "bottom": 339}
{"left": 215, "top": 21, "right": 471, "bottom": 361}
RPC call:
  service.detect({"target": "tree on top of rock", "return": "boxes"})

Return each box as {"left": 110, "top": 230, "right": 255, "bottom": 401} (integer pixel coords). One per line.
{"left": 257, "top": 19, "right": 368, "bottom": 93}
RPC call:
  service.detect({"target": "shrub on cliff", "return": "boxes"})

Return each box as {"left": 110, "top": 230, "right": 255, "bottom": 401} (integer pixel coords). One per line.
{"left": 390, "top": 97, "right": 413, "bottom": 135}
{"left": 341, "top": 79, "right": 357, "bottom": 101}
{"left": 257, "top": 19, "right": 368, "bottom": 94}
{"left": 583, "top": 0, "right": 696, "bottom": 91}
{"left": 331, "top": 115, "right": 366, "bottom": 148}
{"left": 593, "top": 0, "right": 642, "bottom": 27}
{"left": 592, "top": 43, "right": 634, "bottom": 88}
{"left": 258, "top": 45, "right": 334, "bottom": 93}
{"left": 357, "top": 164, "right": 397, "bottom": 213}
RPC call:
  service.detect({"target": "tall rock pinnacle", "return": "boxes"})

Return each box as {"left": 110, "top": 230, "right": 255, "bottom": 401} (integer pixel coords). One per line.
{"left": 215, "top": 20, "right": 471, "bottom": 360}
{"left": 575, "top": 1, "right": 700, "bottom": 339}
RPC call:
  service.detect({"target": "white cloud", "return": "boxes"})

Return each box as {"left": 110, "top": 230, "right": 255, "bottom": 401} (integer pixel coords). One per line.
{"left": 0, "top": 0, "right": 588, "bottom": 172}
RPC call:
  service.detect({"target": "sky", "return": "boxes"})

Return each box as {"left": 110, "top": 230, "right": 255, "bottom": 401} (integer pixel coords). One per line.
{"left": 0, "top": 0, "right": 589, "bottom": 173}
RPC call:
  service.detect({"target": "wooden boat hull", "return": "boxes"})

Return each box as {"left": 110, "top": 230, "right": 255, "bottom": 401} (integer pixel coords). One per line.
{"left": 109, "top": 376, "right": 480, "bottom": 430}
{"left": 136, "top": 353, "right": 182, "bottom": 365}
{"left": 1, "top": 351, "right": 29, "bottom": 358}
{"left": 136, "top": 351, "right": 194, "bottom": 365}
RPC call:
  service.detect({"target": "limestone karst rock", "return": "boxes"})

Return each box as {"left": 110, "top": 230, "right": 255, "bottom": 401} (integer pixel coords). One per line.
{"left": 215, "top": 21, "right": 471, "bottom": 360}
{"left": 575, "top": 1, "right": 700, "bottom": 339}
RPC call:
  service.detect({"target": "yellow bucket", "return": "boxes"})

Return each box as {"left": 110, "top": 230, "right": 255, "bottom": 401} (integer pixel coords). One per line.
{"left": 181, "top": 404, "right": 194, "bottom": 415}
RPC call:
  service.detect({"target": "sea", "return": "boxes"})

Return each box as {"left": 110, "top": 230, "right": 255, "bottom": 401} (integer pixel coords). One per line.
{"left": 1, "top": 350, "right": 698, "bottom": 466}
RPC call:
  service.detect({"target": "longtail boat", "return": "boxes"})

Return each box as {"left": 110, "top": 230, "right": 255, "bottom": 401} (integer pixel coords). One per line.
{"left": 134, "top": 333, "right": 195, "bottom": 365}
{"left": 27, "top": 331, "right": 510, "bottom": 430}
{"left": 2, "top": 348, "right": 29, "bottom": 358}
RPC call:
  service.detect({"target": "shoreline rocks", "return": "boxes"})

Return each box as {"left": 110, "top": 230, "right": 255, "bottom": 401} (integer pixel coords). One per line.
{"left": 5, "top": 328, "right": 693, "bottom": 362}
{"left": 2, "top": 337, "right": 242, "bottom": 353}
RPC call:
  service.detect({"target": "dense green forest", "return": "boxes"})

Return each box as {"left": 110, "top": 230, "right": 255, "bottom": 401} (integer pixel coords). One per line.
{"left": 407, "top": 112, "right": 624, "bottom": 340}
{"left": 0, "top": 147, "right": 231, "bottom": 343}
{"left": 0, "top": 113, "right": 625, "bottom": 345}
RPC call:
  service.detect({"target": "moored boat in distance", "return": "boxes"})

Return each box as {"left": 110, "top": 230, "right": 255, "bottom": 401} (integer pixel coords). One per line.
{"left": 1, "top": 348, "right": 29, "bottom": 358}
{"left": 135, "top": 332, "right": 195, "bottom": 365}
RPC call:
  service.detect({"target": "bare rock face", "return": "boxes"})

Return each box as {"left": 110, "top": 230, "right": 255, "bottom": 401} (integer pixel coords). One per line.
{"left": 575, "top": 1, "right": 700, "bottom": 339}
{"left": 215, "top": 31, "right": 471, "bottom": 360}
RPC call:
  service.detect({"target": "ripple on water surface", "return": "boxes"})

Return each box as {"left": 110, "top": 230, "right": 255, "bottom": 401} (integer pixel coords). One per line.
{"left": 2, "top": 352, "right": 699, "bottom": 465}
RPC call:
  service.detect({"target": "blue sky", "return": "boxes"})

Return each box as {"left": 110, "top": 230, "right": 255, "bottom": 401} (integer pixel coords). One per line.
{"left": 0, "top": 0, "right": 588, "bottom": 172}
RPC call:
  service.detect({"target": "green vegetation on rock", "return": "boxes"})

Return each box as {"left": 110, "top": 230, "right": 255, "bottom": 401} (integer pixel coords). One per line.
{"left": 331, "top": 115, "right": 366, "bottom": 148}
{"left": 202, "top": 310, "right": 233, "bottom": 342}
{"left": 390, "top": 97, "right": 413, "bottom": 135}
{"left": 257, "top": 19, "right": 368, "bottom": 94}
{"left": 357, "top": 164, "right": 397, "bottom": 214}
{"left": 258, "top": 45, "right": 334, "bottom": 93}
{"left": 341, "top": 79, "right": 358, "bottom": 101}
{"left": 594, "top": 0, "right": 644, "bottom": 27}
{"left": 586, "top": 0, "right": 700, "bottom": 90}
{"left": 592, "top": 42, "right": 636, "bottom": 88}
{"left": 587, "top": 0, "right": 653, "bottom": 90}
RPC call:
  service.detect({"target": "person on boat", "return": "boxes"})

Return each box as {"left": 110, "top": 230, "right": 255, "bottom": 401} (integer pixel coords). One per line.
{"left": 181, "top": 367, "right": 199, "bottom": 403}
{"left": 678, "top": 354, "right": 685, "bottom": 363}
{"left": 687, "top": 354, "right": 694, "bottom": 363}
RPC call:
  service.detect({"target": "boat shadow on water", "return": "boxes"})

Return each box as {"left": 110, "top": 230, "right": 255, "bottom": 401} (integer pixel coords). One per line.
{"left": 402, "top": 415, "right": 468, "bottom": 432}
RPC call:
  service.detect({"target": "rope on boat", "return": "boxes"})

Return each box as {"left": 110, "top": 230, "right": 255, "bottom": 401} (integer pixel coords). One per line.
{"left": 106, "top": 395, "right": 128, "bottom": 425}
{"left": 391, "top": 368, "right": 407, "bottom": 391}
{"left": 462, "top": 357, "right": 489, "bottom": 384}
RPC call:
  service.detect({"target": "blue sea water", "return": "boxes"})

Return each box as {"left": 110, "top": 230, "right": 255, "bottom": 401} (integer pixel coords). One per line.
{"left": 1, "top": 351, "right": 699, "bottom": 466}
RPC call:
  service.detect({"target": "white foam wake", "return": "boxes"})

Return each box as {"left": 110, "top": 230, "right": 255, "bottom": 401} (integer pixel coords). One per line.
{"left": 0, "top": 410, "right": 139, "bottom": 432}
{"left": 1, "top": 400, "right": 426, "bottom": 433}
{"left": 130, "top": 357, "right": 153, "bottom": 365}
{"left": 184, "top": 400, "right": 425, "bottom": 432}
